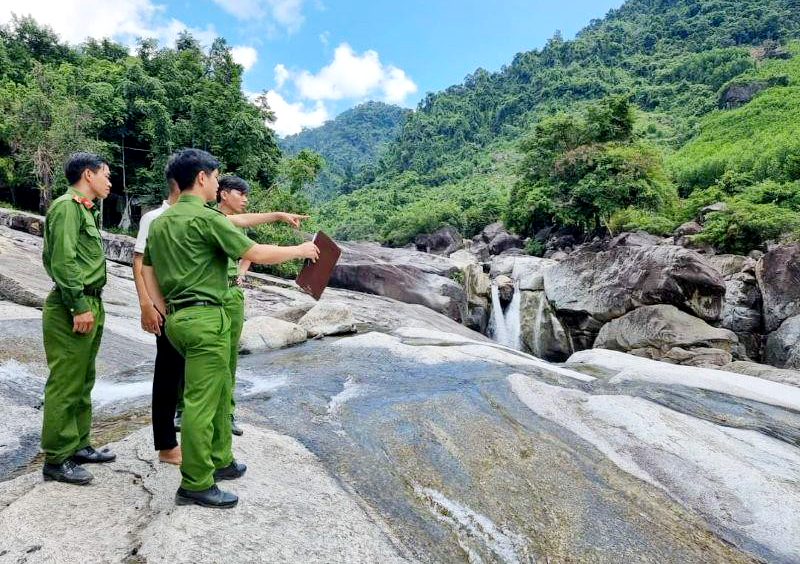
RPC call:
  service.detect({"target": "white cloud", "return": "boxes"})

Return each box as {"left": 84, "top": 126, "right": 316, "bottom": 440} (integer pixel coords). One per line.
{"left": 1, "top": 0, "right": 217, "bottom": 48}
{"left": 231, "top": 46, "right": 258, "bottom": 71}
{"left": 257, "top": 91, "right": 329, "bottom": 137}
{"left": 210, "top": 0, "right": 304, "bottom": 33}
{"left": 291, "top": 43, "right": 417, "bottom": 104}
{"left": 273, "top": 64, "right": 290, "bottom": 89}
{"left": 319, "top": 30, "right": 329, "bottom": 46}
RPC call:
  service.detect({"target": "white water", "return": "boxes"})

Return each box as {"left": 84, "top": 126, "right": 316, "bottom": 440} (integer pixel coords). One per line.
{"left": 488, "top": 283, "right": 522, "bottom": 350}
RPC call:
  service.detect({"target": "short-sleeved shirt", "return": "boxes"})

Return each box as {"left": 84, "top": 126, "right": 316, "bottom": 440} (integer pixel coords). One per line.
{"left": 211, "top": 203, "right": 243, "bottom": 279}
{"left": 42, "top": 188, "right": 106, "bottom": 315}
{"left": 143, "top": 194, "right": 255, "bottom": 306}
{"left": 134, "top": 201, "right": 170, "bottom": 253}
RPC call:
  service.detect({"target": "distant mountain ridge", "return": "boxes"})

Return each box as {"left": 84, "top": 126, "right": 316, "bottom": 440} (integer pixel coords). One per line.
{"left": 279, "top": 101, "right": 410, "bottom": 202}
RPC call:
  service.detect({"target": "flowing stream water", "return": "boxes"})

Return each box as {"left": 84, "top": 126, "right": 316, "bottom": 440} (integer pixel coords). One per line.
{"left": 489, "top": 282, "right": 522, "bottom": 350}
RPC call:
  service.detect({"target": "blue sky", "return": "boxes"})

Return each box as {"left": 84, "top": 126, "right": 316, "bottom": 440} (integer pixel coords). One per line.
{"left": 1, "top": 0, "right": 624, "bottom": 135}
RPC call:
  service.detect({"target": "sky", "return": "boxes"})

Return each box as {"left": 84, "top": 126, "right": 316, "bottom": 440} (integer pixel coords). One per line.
{"left": 1, "top": 0, "right": 625, "bottom": 136}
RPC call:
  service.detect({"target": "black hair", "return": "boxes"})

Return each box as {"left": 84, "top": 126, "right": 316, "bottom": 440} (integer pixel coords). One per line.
{"left": 64, "top": 152, "right": 109, "bottom": 185}
{"left": 217, "top": 175, "right": 250, "bottom": 202}
{"left": 166, "top": 148, "right": 220, "bottom": 191}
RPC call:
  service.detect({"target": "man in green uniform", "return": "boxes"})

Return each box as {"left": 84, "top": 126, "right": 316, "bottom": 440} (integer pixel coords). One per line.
{"left": 41, "top": 152, "right": 115, "bottom": 485}
{"left": 142, "top": 148, "right": 318, "bottom": 508}
{"left": 215, "top": 174, "right": 308, "bottom": 436}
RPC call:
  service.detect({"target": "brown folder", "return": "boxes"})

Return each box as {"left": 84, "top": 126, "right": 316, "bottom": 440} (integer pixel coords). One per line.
{"left": 295, "top": 231, "right": 341, "bottom": 300}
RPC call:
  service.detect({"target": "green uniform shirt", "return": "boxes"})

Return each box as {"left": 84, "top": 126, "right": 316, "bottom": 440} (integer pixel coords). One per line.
{"left": 209, "top": 202, "right": 241, "bottom": 279}
{"left": 42, "top": 188, "right": 106, "bottom": 315}
{"left": 143, "top": 194, "right": 255, "bottom": 306}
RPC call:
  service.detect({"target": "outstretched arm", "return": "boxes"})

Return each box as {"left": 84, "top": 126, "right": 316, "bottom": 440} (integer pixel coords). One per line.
{"left": 241, "top": 241, "right": 319, "bottom": 265}
{"left": 227, "top": 212, "right": 309, "bottom": 229}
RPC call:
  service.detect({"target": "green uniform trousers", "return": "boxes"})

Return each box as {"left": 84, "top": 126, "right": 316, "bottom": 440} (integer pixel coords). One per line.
{"left": 41, "top": 291, "right": 105, "bottom": 464}
{"left": 223, "top": 286, "right": 244, "bottom": 412}
{"left": 166, "top": 305, "right": 233, "bottom": 491}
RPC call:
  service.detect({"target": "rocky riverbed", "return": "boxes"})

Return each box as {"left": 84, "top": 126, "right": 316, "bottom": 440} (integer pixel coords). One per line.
{"left": 1, "top": 219, "right": 799, "bottom": 563}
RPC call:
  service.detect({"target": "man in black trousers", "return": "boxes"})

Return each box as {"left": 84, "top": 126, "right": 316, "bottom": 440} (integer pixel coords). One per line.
{"left": 133, "top": 162, "right": 184, "bottom": 463}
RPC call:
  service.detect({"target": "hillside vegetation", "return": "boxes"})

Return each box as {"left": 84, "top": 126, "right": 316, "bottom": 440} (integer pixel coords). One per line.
{"left": 306, "top": 0, "right": 800, "bottom": 253}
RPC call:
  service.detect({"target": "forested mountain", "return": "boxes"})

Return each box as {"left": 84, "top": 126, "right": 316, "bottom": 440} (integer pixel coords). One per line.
{"left": 315, "top": 0, "right": 800, "bottom": 250}
{"left": 279, "top": 102, "right": 409, "bottom": 202}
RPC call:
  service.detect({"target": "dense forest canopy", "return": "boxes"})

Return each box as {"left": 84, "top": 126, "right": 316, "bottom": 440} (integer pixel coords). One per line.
{"left": 3, "top": 0, "right": 800, "bottom": 262}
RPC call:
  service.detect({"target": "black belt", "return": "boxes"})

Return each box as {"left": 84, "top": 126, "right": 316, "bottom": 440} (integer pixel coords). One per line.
{"left": 167, "top": 301, "right": 218, "bottom": 314}
{"left": 83, "top": 287, "right": 103, "bottom": 297}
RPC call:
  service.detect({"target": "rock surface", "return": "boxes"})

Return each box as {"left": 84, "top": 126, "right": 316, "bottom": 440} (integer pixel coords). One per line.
{"left": 0, "top": 425, "right": 409, "bottom": 564}
{"left": 519, "top": 291, "right": 571, "bottom": 361}
{"left": 240, "top": 316, "right": 308, "bottom": 353}
{"left": 764, "top": 314, "right": 800, "bottom": 370}
{"left": 594, "top": 304, "right": 739, "bottom": 366}
{"left": 330, "top": 242, "right": 466, "bottom": 321}
{"left": 297, "top": 302, "right": 357, "bottom": 337}
{"left": 756, "top": 244, "right": 800, "bottom": 333}
{"left": 543, "top": 245, "right": 727, "bottom": 349}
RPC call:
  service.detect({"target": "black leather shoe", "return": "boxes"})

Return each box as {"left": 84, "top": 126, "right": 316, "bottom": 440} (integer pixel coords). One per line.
{"left": 42, "top": 459, "right": 93, "bottom": 485}
{"left": 71, "top": 446, "right": 116, "bottom": 464}
{"left": 175, "top": 485, "right": 238, "bottom": 508}
{"left": 214, "top": 460, "right": 246, "bottom": 481}
{"left": 230, "top": 415, "right": 243, "bottom": 436}
{"left": 174, "top": 412, "right": 182, "bottom": 432}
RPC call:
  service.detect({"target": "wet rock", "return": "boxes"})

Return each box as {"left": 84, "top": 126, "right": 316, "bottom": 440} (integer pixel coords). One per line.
{"left": 414, "top": 226, "right": 463, "bottom": 256}
{"left": 755, "top": 244, "right": 800, "bottom": 332}
{"left": 494, "top": 274, "right": 514, "bottom": 302}
{"left": 240, "top": 316, "right": 307, "bottom": 353}
{"left": 519, "top": 291, "right": 571, "bottom": 361}
{"left": 464, "top": 305, "right": 488, "bottom": 334}
{"left": 463, "top": 263, "right": 490, "bottom": 306}
{"left": 764, "top": 315, "right": 800, "bottom": 370}
{"left": 594, "top": 305, "right": 738, "bottom": 366}
{"left": 544, "top": 246, "right": 726, "bottom": 349}
{"left": 298, "top": 302, "right": 357, "bottom": 337}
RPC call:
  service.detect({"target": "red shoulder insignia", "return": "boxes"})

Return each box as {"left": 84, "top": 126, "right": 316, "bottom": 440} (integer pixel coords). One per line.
{"left": 71, "top": 194, "right": 94, "bottom": 209}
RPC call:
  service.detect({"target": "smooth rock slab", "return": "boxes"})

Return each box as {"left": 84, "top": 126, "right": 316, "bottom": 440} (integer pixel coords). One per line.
{"left": 0, "top": 425, "right": 409, "bottom": 564}
{"left": 510, "top": 373, "right": 800, "bottom": 564}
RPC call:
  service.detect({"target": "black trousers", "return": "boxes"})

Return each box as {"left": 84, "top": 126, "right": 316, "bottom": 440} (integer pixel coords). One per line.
{"left": 152, "top": 332, "right": 185, "bottom": 451}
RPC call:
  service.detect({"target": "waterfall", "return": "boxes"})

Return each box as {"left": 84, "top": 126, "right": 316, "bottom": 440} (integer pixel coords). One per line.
{"left": 488, "top": 282, "right": 522, "bottom": 350}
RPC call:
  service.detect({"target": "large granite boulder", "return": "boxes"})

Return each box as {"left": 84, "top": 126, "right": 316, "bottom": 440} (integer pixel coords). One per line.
{"left": 608, "top": 231, "right": 663, "bottom": 248}
{"left": 755, "top": 244, "right": 800, "bottom": 333}
{"left": 594, "top": 304, "right": 738, "bottom": 366}
{"left": 543, "top": 245, "right": 726, "bottom": 349}
{"left": 707, "top": 254, "right": 756, "bottom": 279}
{"left": 240, "top": 316, "right": 308, "bottom": 353}
{"left": 298, "top": 302, "right": 357, "bottom": 337}
{"left": 721, "top": 272, "right": 763, "bottom": 359}
{"left": 0, "top": 208, "right": 44, "bottom": 236}
{"left": 414, "top": 225, "right": 463, "bottom": 256}
{"left": 331, "top": 242, "right": 466, "bottom": 321}
{"left": 764, "top": 315, "right": 800, "bottom": 370}
{"left": 100, "top": 232, "right": 136, "bottom": 265}
{"left": 519, "top": 291, "right": 572, "bottom": 361}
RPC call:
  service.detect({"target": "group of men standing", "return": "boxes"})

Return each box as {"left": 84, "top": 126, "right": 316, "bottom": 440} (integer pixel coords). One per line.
{"left": 40, "top": 149, "right": 319, "bottom": 508}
